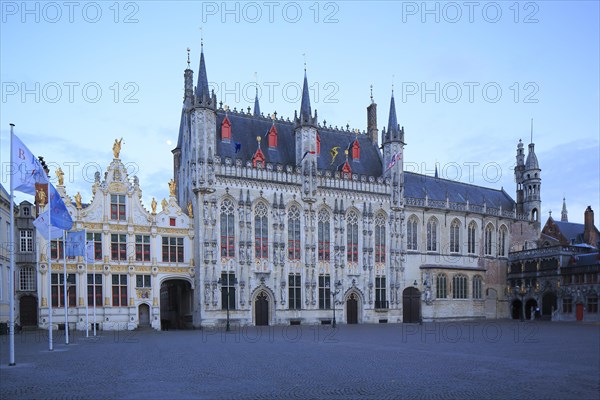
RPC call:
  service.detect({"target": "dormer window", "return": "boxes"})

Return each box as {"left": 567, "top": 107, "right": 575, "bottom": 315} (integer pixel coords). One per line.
{"left": 22, "top": 207, "right": 30, "bottom": 216}
{"left": 268, "top": 125, "right": 277, "bottom": 148}
{"left": 252, "top": 148, "right": 265, "bottom": 168}
{"left": 221, "top": 116, "right": 231, "bottom": 142}
{"left": 351, "top": 139, "right": 360, "bottom": 160}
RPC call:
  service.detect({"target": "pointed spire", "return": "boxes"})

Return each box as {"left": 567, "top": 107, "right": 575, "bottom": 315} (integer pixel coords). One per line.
{"left": 434, "top": 164, "right": 439, "bottom": 178}
{"left": 196, "top": 41, "right": 209, "bottom": 102}
{"left": 561, "top": 197, "right": 568, "bottom": 222}
{"left": 387, "top": 90, "right": 400, "bottom": 139}
{"left": 253, "top": 86, "right": 261, "bottom": 117}
{"left": 299, "top": 70, "right": 312, "bottom": 123}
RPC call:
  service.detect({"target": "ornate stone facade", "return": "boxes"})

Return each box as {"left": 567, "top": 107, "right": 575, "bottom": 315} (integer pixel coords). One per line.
{"left": 174, "top": 47, "right": 541, "bottom": 327}
{"left": 36, "top": 151, "right": 194, "bottom": 331}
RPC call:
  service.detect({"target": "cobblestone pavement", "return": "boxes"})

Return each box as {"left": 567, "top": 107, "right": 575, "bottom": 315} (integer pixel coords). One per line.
{"left": 1, "top": 320, "right": 599, "bottom": 400}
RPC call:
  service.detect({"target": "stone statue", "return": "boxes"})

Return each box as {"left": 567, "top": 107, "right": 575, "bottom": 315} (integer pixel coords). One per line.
{"left": 187, "top": 201, "right": 193, "bottom": 218}
{"left": 112, "top": 138, "right": 123, "bottom": 159}
{"left": 36, "top": 188, "right": 47, "bottom": 206}
{"left": 161, "top": 198, "right": 168, "bottom": 211}
{"left": 56, "top": 167, "right": 64, "bottom": 186}
{"left": 151, "top": 197, "right": 157, "bottom": 214}
{"left": 168, "top": 179, "right": 176, "bottom": 196}
{"left": 74, "top": 192, "right": 82, "bottom": 209}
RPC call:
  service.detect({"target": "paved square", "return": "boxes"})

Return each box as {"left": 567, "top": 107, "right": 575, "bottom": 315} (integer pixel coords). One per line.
{"left": 1, "top": 321, "right": 599, "bottom": 399}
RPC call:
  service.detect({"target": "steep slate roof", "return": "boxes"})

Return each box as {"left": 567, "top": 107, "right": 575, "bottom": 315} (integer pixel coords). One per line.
{"left": 404, "top": 173, "right": 516, "bottom": 210}
{"left": 554, "top": 220, "right": 586, "bottom": 243}
{"left": 214, "top": 110, "right": 383, "bottom": 177}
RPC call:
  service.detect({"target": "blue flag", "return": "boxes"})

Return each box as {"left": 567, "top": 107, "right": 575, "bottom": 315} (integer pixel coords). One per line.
{"left": 10, "top": 132, "right": 49, "bottom": 195}
{"left": 66, "top": 231, "right": 86, "bottom": 257}
{"left": 48, "top": 183, "right": 73, "bottom": 231}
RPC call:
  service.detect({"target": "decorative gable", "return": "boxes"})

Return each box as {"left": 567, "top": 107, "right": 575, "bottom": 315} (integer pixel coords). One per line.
{"left": 253, "top": 147, "right": 266, "bottom": 168}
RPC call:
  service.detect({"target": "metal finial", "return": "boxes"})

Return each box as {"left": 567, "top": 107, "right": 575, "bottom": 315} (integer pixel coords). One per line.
{"left": 303, "top": 53, "right": 306, "bottom": 71}
{"left": 186, "top": 47, "right": 191, "bottom": 69}
{"left": 370, "top": 85, "right": 373, "bottom": 103}
{"left": 392, "top": 75, "right": 395, "bottom": 94}
{"left": 199, "top": 26, "right": 203, "bottom": 48}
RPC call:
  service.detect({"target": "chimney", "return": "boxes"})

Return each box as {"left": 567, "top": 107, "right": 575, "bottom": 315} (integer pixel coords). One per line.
{"left": 583, "top": 206, "right": 598, "bottom": 246}
{"left": 367, "top": 101, "right": 378, "bottom": 144}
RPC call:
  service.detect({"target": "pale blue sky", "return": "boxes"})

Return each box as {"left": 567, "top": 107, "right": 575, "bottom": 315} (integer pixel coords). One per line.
{"left": 1, "top": 1, "right": 598, "bottom": 225}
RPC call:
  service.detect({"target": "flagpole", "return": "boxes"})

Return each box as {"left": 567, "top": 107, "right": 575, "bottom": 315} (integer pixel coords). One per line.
{"left": 8, "top": 124, "right": 16, "bottom": 366}
{"left": 63, "top": 231, "right": 69, "bottom": 344}
{"left": 47, "top": 197, "right": 53, "bottom": 351}
{"left": 85, "top": 231, "right": 89, "bottom": 338}
{"left": 92, "top": 255, "right": 97, "bottom": 336}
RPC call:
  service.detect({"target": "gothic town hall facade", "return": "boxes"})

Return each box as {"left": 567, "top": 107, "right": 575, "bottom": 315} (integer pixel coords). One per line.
{"left": 174, "top": 47, "right": 541, "bottom": 327}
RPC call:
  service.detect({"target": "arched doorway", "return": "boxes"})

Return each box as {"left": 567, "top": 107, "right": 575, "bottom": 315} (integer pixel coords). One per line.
{"left": 254, "top": 291, "right": 269, "bottom": 326}
{"left": 19, "top": 295, "right": 37, "bottom": 327}
{"left": 402, "top": 287, "right": 421, "bottom": 323}
{"left": 511, "top": 300, "right": 522, "bottom": 320}
{"left": 525, "top": 299, "right": 538, "bottom": 320}
{"left": 138, "top": 304, "right": 150, "bottom": 327}
{"left": 346, "top": 293, "right": 358, "bottom": 324}
{"left": 160, "top": 279, "right": 193, "bottom": 330}
{"left": 576, "top": 303, "right": 584, "bottom": 321}
{"left": 542, "top": 292, "right": 557, "bottom": 319}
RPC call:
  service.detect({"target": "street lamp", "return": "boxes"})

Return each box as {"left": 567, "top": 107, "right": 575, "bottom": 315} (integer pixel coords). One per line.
{"left": 218, "top": 276, "right": 238, "bottom": 332}
{"left": 326, "top": 280, "right": 342, "bottom": 328}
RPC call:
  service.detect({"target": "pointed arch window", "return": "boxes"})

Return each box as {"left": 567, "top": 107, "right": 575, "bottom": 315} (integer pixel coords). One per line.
{"left": 254, "top": 203, "right": 269, "bottom": 259}
{"left": 220, "top": 199, "right": 235, "bottom": 258}
{"left": 453, "top": 274, "right": 468, "bottom": 299}
{"left": 375, "top": 214, "right": 386, "bottom": 263}
{"left": 473, "top": 275, "right": 483, "bottom": 299}
{"left": 318, "top": 209, "right": 331, "bottom": 261}
{"left": 287, "top": 205, "right": 301, "bottom": 260}
{"left": 450, "top": 219, "right": 460, "bottom": 253}
{"left": 499, "top": 225, "right": 508, "bottom": 257}
{"left": 468, "top": 222, "right": 477, "bottom": 254}
{"left": 484, "top": 224, "right": 494, "bottom": 256}
{"left": 436, "top": 273, "right": 447, "bottom": 299}
{"left": 351, "top": 139, "right": 360, "bottom": 160}
{"left": 221, "top": 116, "right": 231, "bottom": 142}
{"left": 426, "top": 218, "right": 438, "bottom": 252}
{"left": 346, "top": 211, "right": 359, "bottom": 263}
{"left": 407, "top": 216, "right": 418, "bottom": 251}
{"left": 267, "top": 124, "right": 278, "bottom": 148}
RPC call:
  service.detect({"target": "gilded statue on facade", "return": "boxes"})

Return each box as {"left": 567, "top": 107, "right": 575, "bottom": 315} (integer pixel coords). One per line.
{"left": 74, "top": 192, "right": 82, "bottom": 209}
{"left": 113, "top": 138, "right": 123, "bottom": 158}
{"left": 168, "top": 179, "right": 176, "bottom": 196}
{"left": 161, "top": 198, "right": 168, "bottom": 211}
{"left": 56, "top": 167, "right": 64, "bottom": 186}
{"left": 187, "top": 201, "right": 193, "bottom": 218}
{"left": 151, "top": 197, "right": 157, "bottom": 214}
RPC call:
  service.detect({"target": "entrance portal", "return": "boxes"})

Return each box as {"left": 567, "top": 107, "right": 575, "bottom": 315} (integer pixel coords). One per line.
{"left": 346, "top": 293, "right": 358, "bottom": 324}
{"left": 542, "top": 292, "right": 557, "bottom": 319}
{"left": 255, "top": 292, "right": 269, "bottom": 326}
{"left": 576, "top": 303, "right": 584, "bottom": 321}
{"left": 138, "top": 304, "right": 150, "bottom": 326}
{"left": 160, "top": 279, "right": 193, "bottom": 330}
{"left": 511, "top": 300, "right": 523, "bottom": 320}
{"left": 525, "top": 299, "right": 538, "bottom": 320}
{"left": 19, "top": 295, "right": 37, "bottom": 327}
{"left": 402, "top": 287, "right": 421, "bottom": 323}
